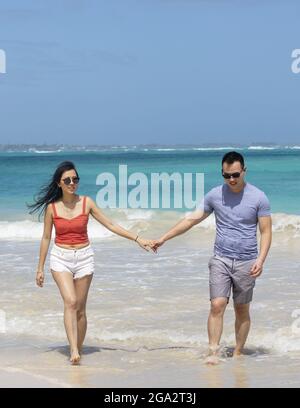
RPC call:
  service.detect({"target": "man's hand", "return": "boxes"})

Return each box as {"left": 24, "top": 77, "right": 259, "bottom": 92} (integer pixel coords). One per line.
{"left": 151, "top": 238, "right": 165, "bottom": 253}
{"left": 250, "top": 259, "right": 264, "bottom": 278}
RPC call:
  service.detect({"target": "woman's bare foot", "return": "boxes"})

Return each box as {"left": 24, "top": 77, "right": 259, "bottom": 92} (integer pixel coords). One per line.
{"left": 204, "top": 355, "right": 220, "bottom": 365}
{"left": 70, "top": 349, "right": 81, "bottom": 365}
{"left": 204, "top": 345, "right": 221, "bottom": 365}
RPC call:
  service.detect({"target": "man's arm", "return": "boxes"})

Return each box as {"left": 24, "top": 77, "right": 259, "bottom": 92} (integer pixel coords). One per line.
{"left": 250, "top": 216, "right": 272, "bottom": 277}
{"left": 152, "top": 211, "right": 211, "bottom": 251}
{"left": 257, "top": 216, "right": 272, "bottom": 263}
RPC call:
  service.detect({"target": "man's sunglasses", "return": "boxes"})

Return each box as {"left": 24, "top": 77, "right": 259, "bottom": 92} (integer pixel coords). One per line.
{"left": 62, "top": 176, "right": 80, "bottom": 185}
{"left": 222, "top": 169, "right": 245, "bottom": 179}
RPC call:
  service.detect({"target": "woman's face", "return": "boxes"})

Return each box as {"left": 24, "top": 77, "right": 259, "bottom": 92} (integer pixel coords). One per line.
{"left": 58, "top": 169, "right": 79, "bottom": 195}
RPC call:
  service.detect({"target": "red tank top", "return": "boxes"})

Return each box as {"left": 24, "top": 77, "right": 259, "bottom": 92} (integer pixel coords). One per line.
{"left": 52, "top": 196, "right": 89, "bottom": 245}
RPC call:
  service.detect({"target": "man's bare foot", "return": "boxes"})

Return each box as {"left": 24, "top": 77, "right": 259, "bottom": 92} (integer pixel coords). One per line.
{"left": 233, "top": 349, "right": 243, "bottom": 358}
{"left": 70, "top": 349, "right": 81, "bottom": 365}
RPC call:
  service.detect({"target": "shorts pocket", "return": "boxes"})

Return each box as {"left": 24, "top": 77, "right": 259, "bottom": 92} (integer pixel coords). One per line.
{"left": 51, "top": 247, "right": 64, "bottom": 258}
{"left": 208, "top": 255, "right": 216, "bottom": 268}
{"left": 85, "top": 247, "right": 94, "bottom": 256}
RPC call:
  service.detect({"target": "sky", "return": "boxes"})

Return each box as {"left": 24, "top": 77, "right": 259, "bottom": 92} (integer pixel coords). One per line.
{"left": 0, "top": 0, "right": 300, "bottom": 146}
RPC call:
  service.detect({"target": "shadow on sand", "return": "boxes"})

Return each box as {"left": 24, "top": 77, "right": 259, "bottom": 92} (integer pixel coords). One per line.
{"left": 223, "top": 346, "right": 270, "bottom": 358}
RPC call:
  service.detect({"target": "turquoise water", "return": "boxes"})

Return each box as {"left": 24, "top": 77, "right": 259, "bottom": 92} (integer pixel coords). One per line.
{"left": 0, "top": 147, "right": 300, "bottom": 220}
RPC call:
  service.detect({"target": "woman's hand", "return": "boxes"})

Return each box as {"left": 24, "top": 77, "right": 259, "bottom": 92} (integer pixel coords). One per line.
{"left": 36, "top": 270, "right": 44, "bottom": 287}
{"left": 136, "top": 237, "right": 156, "bottom": 252}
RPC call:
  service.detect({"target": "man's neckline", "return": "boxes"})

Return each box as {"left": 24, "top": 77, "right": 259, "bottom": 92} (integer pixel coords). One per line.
{"left": 224, "top": 182, "right": 247, "bottom": 194}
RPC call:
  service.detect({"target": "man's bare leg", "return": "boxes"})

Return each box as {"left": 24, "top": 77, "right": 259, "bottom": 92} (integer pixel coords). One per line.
{"left": 233, "top": 303, "right": 251, "bottom": 357}
{"left": 205, "top": 297, "right": 228, "bottom": 363}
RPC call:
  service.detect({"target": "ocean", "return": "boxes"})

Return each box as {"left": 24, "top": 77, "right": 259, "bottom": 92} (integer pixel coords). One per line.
{"left": 0, "top": 145, "right": 300, "bottom": 387}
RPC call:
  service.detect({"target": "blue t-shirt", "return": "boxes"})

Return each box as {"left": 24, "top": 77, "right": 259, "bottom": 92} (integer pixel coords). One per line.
{"left": 204, "top": 183, "right": 271, "bottom": 260}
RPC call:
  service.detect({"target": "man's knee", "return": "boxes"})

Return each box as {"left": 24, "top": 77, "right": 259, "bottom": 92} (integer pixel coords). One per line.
{"left": 234, "top": 303, "right": 250, "bottom": 319}
{"left": 210, "top": 298, "right": 227, "bottom": 316}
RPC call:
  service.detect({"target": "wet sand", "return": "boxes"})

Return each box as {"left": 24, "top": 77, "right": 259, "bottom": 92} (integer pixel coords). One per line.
{"left": 1, "top": 334, "right": 300, "bottom": 388}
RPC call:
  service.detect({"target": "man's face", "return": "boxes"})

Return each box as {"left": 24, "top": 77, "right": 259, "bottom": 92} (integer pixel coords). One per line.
{"left": 222, "top": 161, "right": 246, "bottom": 191}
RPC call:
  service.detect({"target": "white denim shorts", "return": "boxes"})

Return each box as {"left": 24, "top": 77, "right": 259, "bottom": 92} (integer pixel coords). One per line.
{"left": 50, "top": 243, "right": 95, "bottom": 279}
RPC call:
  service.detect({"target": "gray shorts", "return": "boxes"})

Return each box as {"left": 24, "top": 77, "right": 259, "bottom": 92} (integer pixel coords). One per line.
{"left": 208, "top": 255, "right": 256, "bottom": 304}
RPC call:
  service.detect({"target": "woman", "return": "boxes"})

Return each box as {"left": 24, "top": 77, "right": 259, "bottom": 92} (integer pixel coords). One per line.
{"left": 28, "top": 161, "right": 153, "bottom": 364}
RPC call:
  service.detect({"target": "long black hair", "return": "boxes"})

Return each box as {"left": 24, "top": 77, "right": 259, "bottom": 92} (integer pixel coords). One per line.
{"left": 27, "top": 161, "right": 79, "bottom": 221}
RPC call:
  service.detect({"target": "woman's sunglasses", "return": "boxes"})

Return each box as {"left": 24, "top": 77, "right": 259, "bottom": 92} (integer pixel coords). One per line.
{"left": 62, "top": 176, "right": 80, "bottom": 185}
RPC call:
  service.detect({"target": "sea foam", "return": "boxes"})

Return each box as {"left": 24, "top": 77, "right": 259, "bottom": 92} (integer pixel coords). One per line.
{"left": 0, "top": 211, "right": 300, "bottom": 240}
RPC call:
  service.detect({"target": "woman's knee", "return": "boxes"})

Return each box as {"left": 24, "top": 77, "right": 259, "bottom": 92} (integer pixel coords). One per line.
{"left": 77, "top": 302, "right": 87, "bottom": 318}
{"left": 77, "top": 309, "right": 86, "bottom": 320}
{"left": 64, "top": 297, "right": 78, "bottom": 311}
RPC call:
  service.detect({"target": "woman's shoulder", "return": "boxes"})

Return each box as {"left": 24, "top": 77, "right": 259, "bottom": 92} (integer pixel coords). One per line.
{"left": 46, "top": 199, "right": 60, "bottom": 210}
{"left": 46, "top": 201, "right": 56, "bottom": 209}
{"left": 83, "top": 196, "right": 97, "bottom": 214}
{"left": 45, "top": 202, "right": 56, "bottom": 218}
{"left": 83, "top": 196, "right": 95, "bottom": 204}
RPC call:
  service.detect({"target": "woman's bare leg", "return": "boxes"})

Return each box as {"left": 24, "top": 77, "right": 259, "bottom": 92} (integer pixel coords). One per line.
{"left": 74, "top": 274, "right": 93, "bottom": 353}
{"left": 51, "top": 270, "right": 80, "bottom": 364}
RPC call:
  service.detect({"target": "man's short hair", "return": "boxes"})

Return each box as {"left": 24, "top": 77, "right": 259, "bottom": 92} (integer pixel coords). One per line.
{"left": 222, "top": 151, "right": 245, "bottom": 169}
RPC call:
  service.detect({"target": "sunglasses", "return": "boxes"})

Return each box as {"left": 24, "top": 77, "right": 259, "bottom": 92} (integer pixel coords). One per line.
{"left": 222, "top": 170, "right": 245, "bottom": 179}
{"left": 61, "top": 176, "right": 80, "bottom": 185}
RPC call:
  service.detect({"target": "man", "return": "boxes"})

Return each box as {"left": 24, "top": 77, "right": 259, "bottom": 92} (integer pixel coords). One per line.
{"left": 152, "top": 151, "right": 272, "bottom": 360}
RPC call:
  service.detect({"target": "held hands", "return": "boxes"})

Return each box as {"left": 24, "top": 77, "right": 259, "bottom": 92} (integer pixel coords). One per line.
{"left": 36, "top": 270, "right": 44, "bottom": 287}
{"left": 151, "top": 238, "right": 165, "bottom": 253}
{"left": 136, "top": 237, "right": 157, "bottom": 252}
{"left": 135, "top": 235, "right": 166, "bottom": 253}
{"left": 250, "top": 259, "right": 264, "bottom": 278}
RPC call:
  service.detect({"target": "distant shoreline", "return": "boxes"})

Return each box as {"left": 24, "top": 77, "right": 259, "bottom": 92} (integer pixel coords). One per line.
{"left": 1, "top": 143, "right": 300, "bottom": 153}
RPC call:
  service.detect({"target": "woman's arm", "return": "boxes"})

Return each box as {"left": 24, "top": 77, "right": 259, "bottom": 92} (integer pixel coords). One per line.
{"left": 36, "top": 205, "right": 53, "bottom": 287}
{"left": 87, "top": 197, "right": 153, "bottom": 252}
